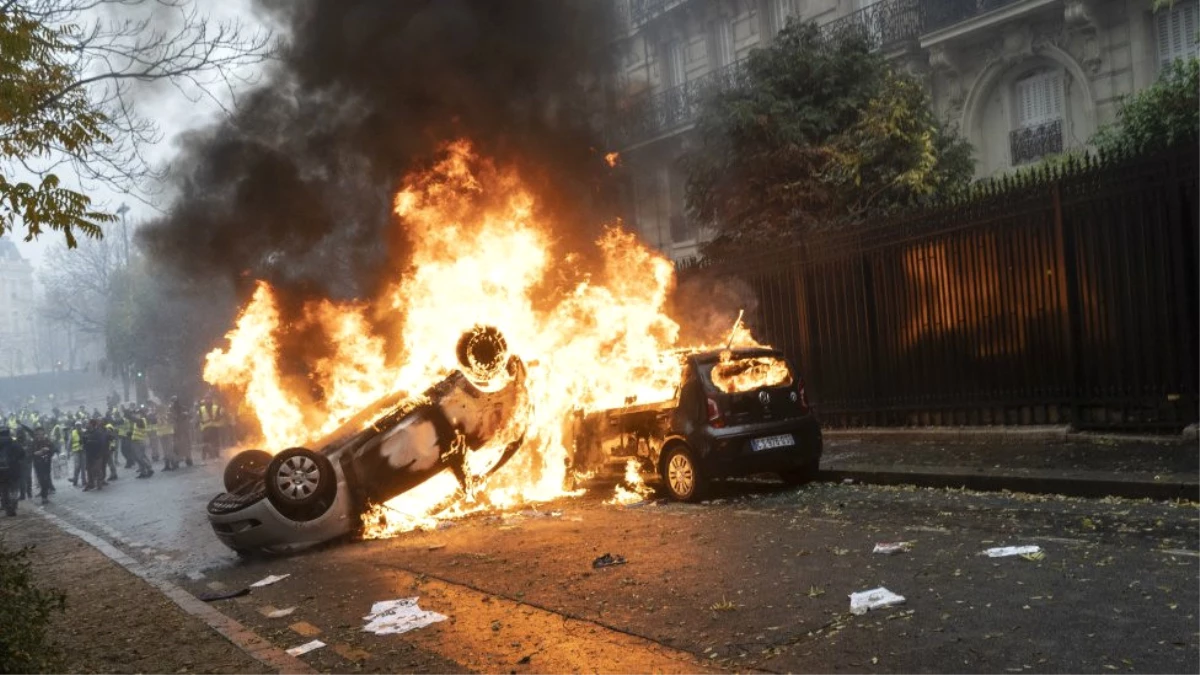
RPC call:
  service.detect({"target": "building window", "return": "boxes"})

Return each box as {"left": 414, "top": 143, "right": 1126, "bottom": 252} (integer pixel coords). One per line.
{"left": 710, "top": 18, "right": 735, "bottom": 69}
{"left": 766, "top": 0, "right": 794, "bottom": 36}
{"left": 663, "top": 40, "right": 687, "bottom": 89}
{"left": 1156, "top": 1, "right": 1199, "bottom": 68}
{"left": 1010, "top": 70, "right": 1065, "bottom": 165}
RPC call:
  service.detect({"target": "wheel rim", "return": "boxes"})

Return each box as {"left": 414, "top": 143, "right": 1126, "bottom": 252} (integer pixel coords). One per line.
{"left": 276, "top": 455, "right": 320, "bottom": 500}
{"left": 667, "top": 453, "right": 694, "bottom": 497}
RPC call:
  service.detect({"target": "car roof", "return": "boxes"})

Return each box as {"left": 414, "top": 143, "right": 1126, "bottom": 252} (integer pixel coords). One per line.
{"left": 688, "top": 346, "right": 785, "bottom": 365}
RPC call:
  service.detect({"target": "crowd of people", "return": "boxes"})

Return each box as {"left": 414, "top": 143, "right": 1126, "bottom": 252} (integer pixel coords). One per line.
{"left": 0, "top": 394, "right": 237, "bottom": 512}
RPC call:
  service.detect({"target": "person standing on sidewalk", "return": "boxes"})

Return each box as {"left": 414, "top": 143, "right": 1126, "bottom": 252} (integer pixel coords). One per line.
{"left": 30, "top": 426, "right": 56, "bottom": 504}
{"left": 158, "top": 402, "right": 177, "bottom": 471}
{"left": 82, "top": 419, "right": 108, "bottom": 491}
{"left": 126, "top": 409, "right": 153, "bottom": 479}
{"left": 15, "top": 425, "right": 34, "bottom": 500}
{"left": 69, "top": 421, "right": 86, "bottom": 488}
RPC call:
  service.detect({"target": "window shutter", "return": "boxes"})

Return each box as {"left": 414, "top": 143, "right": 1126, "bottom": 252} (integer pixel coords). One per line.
{"left": 664, "top": 41, "right": 686, "bottom": 88}
{"left": 1016, "top": 71, "right": 1064, "bottom": 128}
{"left": 1157, "top": 2, "right": 1200, "bottom": 67}
{"left": 711, "top": 19, "right": 734, "bottom": 68}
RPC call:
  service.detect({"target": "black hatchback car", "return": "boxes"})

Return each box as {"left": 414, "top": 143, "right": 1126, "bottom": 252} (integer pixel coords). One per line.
{"left": 566, "top": 347, "right": 822, "bottom": 501}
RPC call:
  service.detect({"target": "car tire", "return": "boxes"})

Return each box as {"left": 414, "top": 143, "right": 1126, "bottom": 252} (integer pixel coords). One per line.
{"left": 223, "top": 449, "right": 272, "bottom": 493}
{"left": 660, "top": 444, "right": 707, "bottom": 502}
{"left": 264, "top": 447, "right": 336, "bottom": 521}
{"left": 780, "top": 463, "right": 819, "bottom": 487}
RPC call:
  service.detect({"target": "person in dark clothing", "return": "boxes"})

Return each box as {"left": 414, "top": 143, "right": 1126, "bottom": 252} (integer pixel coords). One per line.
{"left": 171, "top": 397, "right": 193, "bottom": 467}
{"left": 15, "top": 426, "right": 34, "bottom": 500}
{"left": 29, "top": 427, "right": 56, "bottom": 504}
{"left": 0, "top": 428, "right": 21, "bottom": 515}
{"left": 81, "top": 419, "right": 108, "bottom": 491}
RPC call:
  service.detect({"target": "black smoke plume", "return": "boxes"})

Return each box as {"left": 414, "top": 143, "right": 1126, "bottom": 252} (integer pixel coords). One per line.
{"left": 137, "top": 0, "right": 617, "bottom": 397}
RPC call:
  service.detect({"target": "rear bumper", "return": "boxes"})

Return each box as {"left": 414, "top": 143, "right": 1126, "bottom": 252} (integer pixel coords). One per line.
{"left": 206, "top": 480, "right": 355, "bottom": 554}
{"left": 696, "top": 416, "right": 822, "bottom": 478}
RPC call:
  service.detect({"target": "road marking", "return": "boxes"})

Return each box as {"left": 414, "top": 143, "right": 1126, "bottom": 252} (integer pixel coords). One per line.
{"left": 31, "top": 505, "right": 315, "bottom": 675}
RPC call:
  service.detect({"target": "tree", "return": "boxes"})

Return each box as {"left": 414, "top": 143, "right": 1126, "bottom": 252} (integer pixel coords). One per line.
{"left": 2, "top": 1, "right": 275, "bottom": 246}
{"left": 0, "top": 7, "right": 113, "bottom": 247}
{"left": 1091, "top": 57, "right": 1199, "bottom": 157}
{"left": 683, "top": 20, "right": 973, "bottom": 252}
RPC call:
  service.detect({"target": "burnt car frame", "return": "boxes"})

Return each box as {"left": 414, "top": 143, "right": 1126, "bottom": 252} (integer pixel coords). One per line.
{"left": 207, "top": 327, "right": 527, "bottom": 554}
{"left": 567, "top": 347, "right": 822, "bottom": 501}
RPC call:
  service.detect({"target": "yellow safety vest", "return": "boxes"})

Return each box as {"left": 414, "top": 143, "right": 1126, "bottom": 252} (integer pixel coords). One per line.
{"left": 200, "top": 405, "right": 221, "bottom": 429}
{"left": 70, "top": 430, "right": 82, "bottom": 453}
{"left": 131, "top": 419, "right": 148, "bottom": 442}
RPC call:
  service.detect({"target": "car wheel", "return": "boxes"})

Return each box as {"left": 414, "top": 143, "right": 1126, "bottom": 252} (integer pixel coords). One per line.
{"left": 780, "top": 463, "right": 819, "bottom": 487}
{"left": 223, "top": 449, "right": 271, "bottom": 493}
{"left": 660, "top": 445, "right": 706, "bottom": 502}
{"left": 264, "top": 447, "right": 336, "bottom": 521}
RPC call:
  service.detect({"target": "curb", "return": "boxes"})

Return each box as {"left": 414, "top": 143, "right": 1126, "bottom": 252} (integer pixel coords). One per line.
{"left": 819, "top": 466, "right": 1200, "bottom": 501}
{"left": 824, "top": 426, "right": 1197, "bottom": 446}
{"left": 31, "top": 506, "right": 316, "bottom": 675}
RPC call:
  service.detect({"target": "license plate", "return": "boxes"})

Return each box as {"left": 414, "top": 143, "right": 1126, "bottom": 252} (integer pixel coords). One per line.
{"left": 751, "top": 434, "right": 794, "bottom": 452}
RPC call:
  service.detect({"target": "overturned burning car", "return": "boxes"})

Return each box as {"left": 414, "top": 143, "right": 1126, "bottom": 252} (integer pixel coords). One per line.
{"left": 207, "top": 326, "right": 527, "bottom": 554}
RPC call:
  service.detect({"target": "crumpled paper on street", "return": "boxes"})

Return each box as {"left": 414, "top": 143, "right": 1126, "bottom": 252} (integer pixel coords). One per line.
{"left": 266, "top": 607, "right": 296, "bottom": 618}
{"left": 285, "top": 639, "right": 325, "bottom": 656}
{"left": 983, "top": 545, "right": 1041, "bottom": 558}
{"left": 849, "top": 587, "right": 906, "bottom": 615}
{"left": 362, "top": 597, "right": 447, "bottom": 635}
{"left": 250, "top": 573, "right": 291, "bottom": 588}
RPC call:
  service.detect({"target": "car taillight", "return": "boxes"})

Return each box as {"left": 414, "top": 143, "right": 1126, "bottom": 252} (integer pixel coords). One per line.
{"left": 796, "top": 379, "right": 810, "bottom": 415}
{"left": 706, "top": 398, "right": 725, "bottom": 428}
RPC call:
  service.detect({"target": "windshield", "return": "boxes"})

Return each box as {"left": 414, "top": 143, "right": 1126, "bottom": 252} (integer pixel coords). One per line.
{"left": 702, "top": 354, "right": 794, "bottom": 394}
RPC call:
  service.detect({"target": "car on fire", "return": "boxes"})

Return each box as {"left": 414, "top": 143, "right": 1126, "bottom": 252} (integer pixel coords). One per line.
{"left": 207, "top": 326, "right": 527, "bottom": 554}
{"left": 566, "top": 346, "right": 822, "bottom": 501}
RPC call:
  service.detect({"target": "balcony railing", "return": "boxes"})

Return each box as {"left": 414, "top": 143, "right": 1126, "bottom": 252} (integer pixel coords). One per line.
{"left": 629, "top": 0, "right": 691, "bottom": 28}
{"left": 1009, "top": 119, "right": 1063, "bottom": 165}
{"left": 610, "top": 60, "right": 749, "bottom": 149}
{"left": 920, "top": 0, "right": 1025, "bottom": 34}
{"left": 821, "top": 0, "right": 923, "bottom": 52}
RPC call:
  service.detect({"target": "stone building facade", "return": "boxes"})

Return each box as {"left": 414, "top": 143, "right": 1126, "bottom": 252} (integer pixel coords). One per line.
{"left": 609, "top": 0, "right": 1199, "bottom": 260}
{"left": 0, "top": 237, "right": 37, "bottom": 376}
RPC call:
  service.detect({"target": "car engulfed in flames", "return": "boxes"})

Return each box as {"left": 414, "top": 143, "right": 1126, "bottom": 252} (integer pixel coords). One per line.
{"left": 207, "top": 326, "right": 528, "bottom": 555}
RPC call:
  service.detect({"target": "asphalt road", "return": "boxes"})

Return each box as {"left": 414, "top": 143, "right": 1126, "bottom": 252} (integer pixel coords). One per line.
{"left": 30, "top": 456, "right": 1200, "bottom": 674}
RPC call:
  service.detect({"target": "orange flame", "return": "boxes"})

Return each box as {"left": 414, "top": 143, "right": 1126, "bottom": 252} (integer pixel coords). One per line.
{"left": 604, "top": 152, "right": 620, "bottom": 168}
{"left": 709, "top": 353, "right": 793, "bottom": 394}
{"left": 203, "top": 139, "right": 761, "bottom": 536}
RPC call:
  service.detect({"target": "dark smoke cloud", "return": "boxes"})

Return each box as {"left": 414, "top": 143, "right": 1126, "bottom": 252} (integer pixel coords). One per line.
{"left": 141, "top": 0, "right": 617, "bottom": 301}
{"left": 135, "top": 0, "right": 617, "bottom": 396}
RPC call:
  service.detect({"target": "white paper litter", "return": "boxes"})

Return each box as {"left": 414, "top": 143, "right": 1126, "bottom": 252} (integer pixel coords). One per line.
{"left": 266, "top": 607, "right": 297, "bottom": 618}
{"left": 849, "top": 587, "right": 907, "bottom": 615}
{"left": 249, "top": 573, "right": 291, "bottom": 588}
{"left": 285, "top": 640, "right": 325, "bottom": 656}
{"left": 872, "top": 542, "right": 913, "bottom": 555}
{"left": 362, "top": 597, "right": 447, "bottom": 635}
{"left": 983, "top": 545, "right": 1041, "bottom": 558}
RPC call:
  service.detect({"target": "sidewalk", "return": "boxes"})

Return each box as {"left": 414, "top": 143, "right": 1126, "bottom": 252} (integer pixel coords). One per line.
{"left": 820, "top": 434, "right": 1200, "bottom": 500}
{"left": 0, "top": 510, "right": 266, "bottom": 674}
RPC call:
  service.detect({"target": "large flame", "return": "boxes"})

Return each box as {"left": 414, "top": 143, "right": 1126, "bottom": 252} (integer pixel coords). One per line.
{"left": 204, "top": 140, "right": 754, "bottom": 537}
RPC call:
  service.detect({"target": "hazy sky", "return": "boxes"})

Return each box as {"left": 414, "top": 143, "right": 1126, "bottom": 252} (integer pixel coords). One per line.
{"left": 9, "top": 0, "right": 268, "bottom": 270}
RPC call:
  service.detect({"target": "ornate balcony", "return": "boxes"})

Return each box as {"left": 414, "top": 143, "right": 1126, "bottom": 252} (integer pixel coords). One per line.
{"left": 920, "top": 0, "right": 1026, "bottom": 34}
{"left": 821, "top": 0, "right": 922, "bottom": 52}
{"left": 1009, "top": 119, "right": 1063, "bottom": 165}
{"left": 629, "top": 0, "right": 692, "bottom": 28}
{"left": 610, "top": 60, "right": 749, "bottom": 149}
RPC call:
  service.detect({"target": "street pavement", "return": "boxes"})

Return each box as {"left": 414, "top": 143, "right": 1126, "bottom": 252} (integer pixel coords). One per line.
{"left": 14, "top": 442, "right": 1200, "bottom": 674}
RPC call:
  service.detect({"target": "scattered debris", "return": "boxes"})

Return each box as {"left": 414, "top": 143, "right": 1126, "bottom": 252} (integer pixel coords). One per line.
{"left": 592, "top": 553, "right": 627, "bottom": 569}
{"left": 266, "top": 607, "right": 297, "bottom": 619}
{"left": 709, "top": 597, "right": 736, "bottom": 612}
{"left": 873, "top": 542, "right": 913, "bottom": 555}
{"left": 983, "top": 545, "right": 1042, "bottom": 558}
{"left": 362, "top": 598, "right": 448, "bottom": 635}
{"left": 250, "top": 573, "right": 291, "bottom": 588}
{"left": 517, "top": 654, "right": 532, "bottom": 665}
{"left": 849, "top": 587, "right": 906, "bottom": 615}
{"left": 285, "top": 640, "right": 326, "bottom": 657}
{"left": 427, "top": 543, "right": 447, "bottom": 551}
{"left": 197, "top": 588, "right": 249, "bottom": 602}
{"left": 185, "top": 570, "right": 206, "bottom": 581}
{"left": 1020, "top": 551, "right": 1046, "bottom": 562}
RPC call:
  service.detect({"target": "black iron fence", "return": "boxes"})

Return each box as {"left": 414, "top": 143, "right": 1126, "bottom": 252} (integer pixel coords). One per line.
{"left": 680, "top": 142, "right": 1199, "bottom": 430}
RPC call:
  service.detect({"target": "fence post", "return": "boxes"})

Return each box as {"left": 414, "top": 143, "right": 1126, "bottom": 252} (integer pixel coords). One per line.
{"left": 1051, "top": 183, "right": 1084, "bottom": 427}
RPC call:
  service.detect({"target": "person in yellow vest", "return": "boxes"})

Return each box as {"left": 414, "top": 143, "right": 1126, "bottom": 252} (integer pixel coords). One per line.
{"left": 68, "top": 422, "right": 85, "bottom": 488}
{"left": 126, "top": 409, "right": 154, "bottom": 478}
{"left": 198, "top": 398, "right": 222, "bottom": 461}
{"left": 103, "top": 417, "right": 120, "bottom": 481}
{"left": 157, "top": 403, "right": 177, "bottom": 471}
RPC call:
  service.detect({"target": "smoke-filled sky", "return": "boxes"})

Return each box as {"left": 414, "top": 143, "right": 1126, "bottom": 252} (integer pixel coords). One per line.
{"left": 139, "top": 0, "right": 617, "bottom": 301}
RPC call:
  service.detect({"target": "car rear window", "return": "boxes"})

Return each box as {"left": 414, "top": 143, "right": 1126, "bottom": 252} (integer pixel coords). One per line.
{"left": 702, "top": 354, "right": 794, "bottom": 394}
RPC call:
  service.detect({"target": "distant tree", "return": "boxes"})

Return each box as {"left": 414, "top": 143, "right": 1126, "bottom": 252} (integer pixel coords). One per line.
{"left": 683, "top": 20, "right": 973, "bottom": 253}
{"left": 1091, "top": 57, "right": 1199, "bottom": 156}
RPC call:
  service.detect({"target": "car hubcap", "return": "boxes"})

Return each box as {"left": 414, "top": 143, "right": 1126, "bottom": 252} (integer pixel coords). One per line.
{"left": 276, "top": 456, "right": 319, "bottom": 500}
{"left": 668, "top": 453, "right": 693, "bottom": 497}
